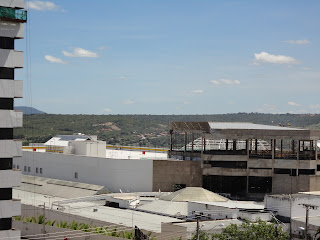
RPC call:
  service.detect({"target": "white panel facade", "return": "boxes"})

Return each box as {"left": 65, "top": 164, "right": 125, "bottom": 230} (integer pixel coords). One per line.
{"left": 0, "top": 229, "right": 20, "bottom": 240}
{"left": 0, "top": 170, "right": 21, "bottom": 188}
{"left": 0, "top": 110, "right": 23, "bottom": 128}
{"left": 18, "top": 152, "right": 154, "bottom": 192}
{"left": 0, "top": 49, "right": 23, "bottom": 68}
{"left": 0, "top": 0, "right": 24, "bottom": 9}
{"left": 0, "top": 140, "right": 22, "bottom": 158}
{"left": 0, "top": 199, "right": 21, "bottom": 218}
{"left": 0, "top": 21, "right": 24, "bottom": 39}
{"left": 0, "top": 80, "right": 23, "bottom": 98}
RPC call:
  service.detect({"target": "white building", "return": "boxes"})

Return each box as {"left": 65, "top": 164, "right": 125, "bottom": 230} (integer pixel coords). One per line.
{"left": 0, "top": 1, "right": 26, "bottom": 239}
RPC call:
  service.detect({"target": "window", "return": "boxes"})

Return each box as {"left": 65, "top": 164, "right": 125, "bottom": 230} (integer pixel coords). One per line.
{"left": 13, "top": 164, "right": 15, "bottom": 169}
{"left": 24, "top": 166, "right": 26, "bottom": 171}
{"left": 0, "top": 98, "right": 14, "bottom": 110}
{"left": 0, "top": 37, "right": 14, "bottom": 49}
{"left": 17, "top": 165, "right": 19, "bottom": 169}
{"left": 28, "top": 166, "right": 30, "bottom": 172}
{"left": 40, "top": 168, "right": 42, "bottom": 174}
{"left": 0, "top": 158, "right": 12, "bottom": 170}
{"left": 0, "top": 129, "right": 13, "bottom": 140}
{"left": 36, "top": 167, "right": 38, "bottom": 173}
{"left": 0, "top": 67, "right": 14, "bottom": 79}
{"left": 75, "top": 172, "right": 78, "bottom": 179}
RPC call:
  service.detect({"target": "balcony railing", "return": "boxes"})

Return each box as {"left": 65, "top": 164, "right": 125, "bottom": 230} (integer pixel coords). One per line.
{"left": 0, "top": 7, "right": 27, "bottom": 23}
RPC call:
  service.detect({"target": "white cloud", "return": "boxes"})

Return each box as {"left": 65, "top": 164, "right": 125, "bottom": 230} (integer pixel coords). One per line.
{"left": 123, "top": 100, "right": 135, "bottom": 105}
{"left": 254, "top": 52, "right": 298, "bottom": 65}
{"left": 183, "top": 101, "right": 190, "bottom": 105}
{"left": 288, "top": 101, "right": 302, "bottom": 107}
{"left": 27, "top": 1, "right": 59, "bottom": 11}
{"left": 302, "top": 67, "right": 312, "bottom": 71}
{"left": 62, "top": 48, "right": 98, "bottom": 58}
{"left": 210, "top": 79, "right": 240, "bottom": 85}
{"left": 119, "top": 75, "right": 127, "bottom": 80}
{"left": 102, "top": 108, "right": 112, "bottom": 113}
{"left": 191, "top": 89, "right": 204, "bottom": 94}
{"left": 44, "top": 55, "right": 66, "bottom": 64}
{"left": 284, "top": 39, "right": 311, "bottom": 45}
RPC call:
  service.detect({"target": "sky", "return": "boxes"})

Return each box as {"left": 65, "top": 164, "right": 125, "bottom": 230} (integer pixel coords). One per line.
{"left": 15, "top": 0, "right": 320, "bottom": 114}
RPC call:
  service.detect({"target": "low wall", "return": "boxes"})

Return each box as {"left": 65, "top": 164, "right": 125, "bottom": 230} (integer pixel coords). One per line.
{"left": 13, "top": 221, "right": 127, "bottom": 240}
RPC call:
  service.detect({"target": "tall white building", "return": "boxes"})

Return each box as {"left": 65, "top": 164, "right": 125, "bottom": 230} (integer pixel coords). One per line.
{"left": 0, "top": 0, "right": 26, "bottom": 239}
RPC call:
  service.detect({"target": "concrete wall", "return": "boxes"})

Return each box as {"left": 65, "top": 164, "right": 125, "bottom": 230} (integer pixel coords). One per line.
{"left": 0, "top": 80, "right": 23, "bottom": 98}
{"left": 0, "top": 49, "right": 23, "bottom": 68}
{"left": 0, "top": 110, "right": 22, "bottom": 128}
{"left": 13, "top": 221, "right": 127, "bottom": 240}
{"left": 17, "top": 151, "right": 153, "bottom": 192}
{"left": 0, "top": 0, "right": 24, "bottom": 9}
{"left": 160, "top": 222, "right": 187, "bottom": 240}
{"left": 152, "top": 160, "right": 202, "bottom": 192}
{"left": 272, "top": 174, "right": 312, "bottom": 194}
{"left": 0, "top": 140, "right": 22, "bottom": 158}
{"left": 265, "top": 195, "right": 320, "bottom": 219}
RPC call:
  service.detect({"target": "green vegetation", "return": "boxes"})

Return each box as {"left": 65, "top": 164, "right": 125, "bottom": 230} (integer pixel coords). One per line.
{"left": 15, "top": 113, "right": 320, "bottom": 147}
{"left": 195, "top": 221, "right": 289, "bottom": 240}
{"left": 13, "top": 215, "right": 138, "bottom": 239}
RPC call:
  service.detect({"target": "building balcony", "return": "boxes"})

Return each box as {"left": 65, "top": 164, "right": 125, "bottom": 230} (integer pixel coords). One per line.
{"left": 0, "top": 140, "right": 22, "bottom": 158}
{"left": 0, "top": 7, "right": 27, "bottom": 22}
{"left": 0, "top": 0, "right": 25, "bottom": 9}
{"left": 0, "top": 229, "right": 20, "bottom": 240}
{"left": 0, "top": 199, "right": 21, "bottom": 218}
{"left": 0, "top": 110, "right": 23, "bottom": 128}
{"left": 0, "top": 49, "right": 23, "bottom": 68}
{"left": 0, "top": 169, "right": 21, "bottom": 188}
{"left": 0, "top": 80, "right": 23, "bottom": 98}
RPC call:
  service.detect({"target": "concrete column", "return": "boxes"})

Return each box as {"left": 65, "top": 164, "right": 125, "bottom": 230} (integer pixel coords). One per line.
{"left": 280, "top": 139, "right": 283, "bottom": 158}
{"left": 271, "top": 139, "right": 275, "bottom": 159}
{"left": 233, "top": 140, "right": 237, "bottom": 152}
{"left": 226, "top": 139, "right": 228, "bottom": 151}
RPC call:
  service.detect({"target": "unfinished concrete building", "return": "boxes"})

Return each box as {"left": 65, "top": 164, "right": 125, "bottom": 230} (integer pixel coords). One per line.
{"left": 168, "top": 122, "right": 320, "bottom": 200}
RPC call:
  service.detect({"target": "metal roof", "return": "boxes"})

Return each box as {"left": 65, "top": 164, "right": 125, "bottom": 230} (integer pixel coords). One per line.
{"left": 15, "top": 175, "right": 109, "bottom": 199}
{"left": 159, "top": 187, "right": 228, "bottom": 202}
{"left": 55, "top": 135, "right": 91, "bottom": 141}
{"left": 208, "top": 122, "right": 301, "bottom": 131}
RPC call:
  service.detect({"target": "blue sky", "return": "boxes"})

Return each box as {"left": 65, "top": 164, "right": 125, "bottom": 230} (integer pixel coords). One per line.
{"left": 15, "top": 0, "right": 320, "bottom": 114}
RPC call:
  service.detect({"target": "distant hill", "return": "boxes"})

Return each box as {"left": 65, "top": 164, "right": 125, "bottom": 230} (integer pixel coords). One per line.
{"left": 13, "top": 113, "right": 320, "bottom": 147}
{"left": 15, "top": 106, "right": 46, "bottom": 115}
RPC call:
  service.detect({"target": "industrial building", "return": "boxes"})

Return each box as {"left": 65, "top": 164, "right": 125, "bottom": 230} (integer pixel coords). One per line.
{"left": 15, "top": 135, "right": 202, "bottom": 193}
{"left": 0, "top": 1, "right": 26, "bottom": 239}
{"left": 168, "top": 122, "right": 320, "bottom": 199}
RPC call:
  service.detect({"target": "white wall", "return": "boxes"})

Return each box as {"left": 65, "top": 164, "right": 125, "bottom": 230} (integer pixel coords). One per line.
{"left": 265, "top": 195, "right": 320, "bottom": 218}
{"left": 0, "top": 169, "right": 20, "bottom": 188}
{"left": 16, "top": 151, "right": 154, "bottom": 192}
{"left": 0, "top": 110, "right": 23, "bottom": 128}
{"left": 0, "top": 49, "right": 23, "bottom": 68}
{"left": 0, "top": 0, "right": 24, "bottom": 9}
{"left": 0, "top": 80, "right": 23, "bottom": 98}
{"left": 0, "top": 199, "right": 21, "bottom": 218}
{"left": 0, "top": 140, "right": 22, "bottom": 158}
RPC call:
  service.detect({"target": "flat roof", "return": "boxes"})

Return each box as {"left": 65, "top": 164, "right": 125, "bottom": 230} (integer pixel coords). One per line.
{"left": 170, "top": 122, "right": 320, "bottom": 140}
{"left": 190, "top": 200, "right": 264, "bottom": 209}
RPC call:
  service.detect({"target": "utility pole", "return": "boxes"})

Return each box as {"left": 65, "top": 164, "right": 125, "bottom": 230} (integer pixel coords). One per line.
{"left": 195, "top": 214, "right": 200, "bottom": 240}
{"left": 299, "top": 203, "right": 318, "bottom": 240}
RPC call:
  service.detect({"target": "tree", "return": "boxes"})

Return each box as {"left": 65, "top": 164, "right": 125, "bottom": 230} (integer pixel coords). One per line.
{"left": 211, "top": 221, "right": 289, "bottom": 240}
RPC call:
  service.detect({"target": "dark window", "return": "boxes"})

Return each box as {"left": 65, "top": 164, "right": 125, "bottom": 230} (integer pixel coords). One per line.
{"left": 36, "top": 167, "right": 38, "bottom": 173}
{"left": 24, "top": 166, "right": 26, "bottom": 171}
{"left": 274, "top": 168, "right": 297, "bottom": 176}
{"left": 0, "top": 129, "right": 13, "bottom": 140}
{"left": 317, "top": 165, "right": 320, "bottom": 171}
{"left": 75, "top": 172, "right": 78, "bottom": 178}
{"left": 0, "top": 67, "right": 14, "bottom": 79}
{"left": 0, "top": 188, "right": 12, "bottom": 200}
{"left": 203, "top": 175, "right": 247, "bottom": 196}
{"left": 28, "top": 166, "right": 30, "bottom": 172}
{"left": 208, "top": 161, "right": 247, "bottom": 169}
{"left": 40, "top": 168, "right": 42, "bottom": 174}
{"left": 248, "top": 177, "right": 272, "bottom": 193}
{"left": 0, "top": 98, "right": 13, "bottom": 110}
{"left": 0, "top": 158, "right": 12, "bottom": 170}
{"left": 17, "top": 165, "right": 19, "bottom": 169}
{"left": 298, "top": 169, "right": 315, "bottom": 175}
{"left": 0, "top": 37, "right": 14, "bottom": 49}
{"left": 0, "top": 218, "right": 12, "bottom": 230}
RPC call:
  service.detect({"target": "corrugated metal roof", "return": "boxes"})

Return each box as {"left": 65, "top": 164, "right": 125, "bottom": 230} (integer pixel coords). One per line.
{"left": 15, "top": 175, "right": 109, "bottom": 199}
{"left": 208, "top": 122, "right": 302, "bottom": 131}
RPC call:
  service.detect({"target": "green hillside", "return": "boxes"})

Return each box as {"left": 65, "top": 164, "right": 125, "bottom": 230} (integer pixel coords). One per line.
{"left": 15, "top": 113, "right": 320, "bottom": 148}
